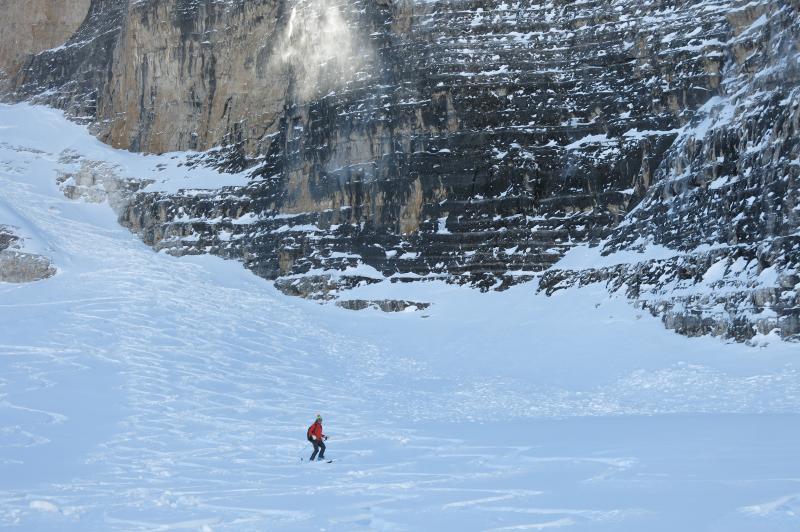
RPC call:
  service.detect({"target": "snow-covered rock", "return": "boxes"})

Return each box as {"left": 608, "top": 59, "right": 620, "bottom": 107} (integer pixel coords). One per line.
{"left": 0, "top": 225, "right": 55, "bottom": 283}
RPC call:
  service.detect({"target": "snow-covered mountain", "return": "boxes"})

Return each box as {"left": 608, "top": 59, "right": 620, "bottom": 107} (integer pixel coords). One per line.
{"left": 1, "top": 1, "right": 800, "bottom": 530}
{"left": 2, "top": 0, "right": 798, "bottom": 342}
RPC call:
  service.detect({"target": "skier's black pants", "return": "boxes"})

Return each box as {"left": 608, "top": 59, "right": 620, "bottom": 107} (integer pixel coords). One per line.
{"left": 309, "top": 438, "right": 326, "bottom": 461}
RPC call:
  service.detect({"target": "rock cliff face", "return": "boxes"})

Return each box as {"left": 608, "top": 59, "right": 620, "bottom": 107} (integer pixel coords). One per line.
{"left": 0, "top": 0, "right": 91, "bottom": 80}
{"left": 9, "top": 0, "right": 128, "bottom": 119}
{"left": 3, "top": 0, "right": 799, "bottom": 341}
{"left": 541, "top": 0, "right": 800, "bottom": 340}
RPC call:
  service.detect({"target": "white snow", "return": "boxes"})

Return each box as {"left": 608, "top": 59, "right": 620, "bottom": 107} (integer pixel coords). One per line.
{"left": 28, "top": 501, "right": 60, "bottom": 514}
{"left": 708, "top": 175, "right": 732, "bottom": 190}
{"left": 437, "top": 216, "right": 451, "bottom": 235}
{"left": 0, "top": 103, "right": 251, "bottom": 195}
{"left": 564, "top": 134, "right": 613, "bottom": 151}
{"left": 735, "top": 14, "right": 769, "bottom": 40}
{"left": 2, "top": 103, "right": 800, "bottom": 531}
{"left": 554, "top": 241, "right": 679, "bottom": 269}
{"left": 623, "top": 127, "right": 682, "bottom": 139}
{"left": 740, "top": 493, "right": 800, "bottom": 517}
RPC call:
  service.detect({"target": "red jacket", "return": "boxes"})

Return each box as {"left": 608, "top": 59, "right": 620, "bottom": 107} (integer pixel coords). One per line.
{"left": 308, "top": 421, "right": 324, "bottom": 441}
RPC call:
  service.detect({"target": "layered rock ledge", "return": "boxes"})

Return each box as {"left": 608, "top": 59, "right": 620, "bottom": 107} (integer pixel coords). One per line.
{"left": 3, "top": 0, "right": 799, "bottom": 340}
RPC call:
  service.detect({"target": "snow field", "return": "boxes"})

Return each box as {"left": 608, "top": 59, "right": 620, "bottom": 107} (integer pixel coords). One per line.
{"left": 1, "top": 103, "right": 799, "bottom": 531}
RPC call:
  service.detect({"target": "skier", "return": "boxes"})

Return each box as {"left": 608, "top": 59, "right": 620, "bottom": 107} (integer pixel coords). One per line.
{"left": 307, "top": 414, "right": 327, "bottom": 461}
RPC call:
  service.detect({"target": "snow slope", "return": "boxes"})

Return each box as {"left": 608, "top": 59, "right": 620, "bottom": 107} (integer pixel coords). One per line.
{"left": 1, "top": 103, "right": 800, "bottom": 531}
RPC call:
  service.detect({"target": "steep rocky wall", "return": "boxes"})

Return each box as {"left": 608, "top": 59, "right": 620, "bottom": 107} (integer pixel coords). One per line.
{"left": 10, "top": 0, "right": 128, "bottom": 120}
{"left": 542, "top": 0, "right": 800, "bottom": 340}
{"left": 118, "top": 0, "right": 734, "bottom": 278}
{"left": 99, "top": 0, "right": 291, "bottom": 153}
{"left": 6, "top": 0, "right": 800, "bottom": 341}
{"left": 0, "top": 0, "right": 91, "bottom": 79}
{"left": 12, "top": 0, "right": 369, "bottom": 155}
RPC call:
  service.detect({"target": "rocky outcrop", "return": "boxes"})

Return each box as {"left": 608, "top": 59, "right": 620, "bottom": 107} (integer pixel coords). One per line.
{"left": 274, "top": 274, "right": 382, "bottom": 300}
{"left": 0, "top": 0, "right": 91, "bottom": 80}
{"left": 0, "top": 225, "right": 19, "bottom": 252}
{"left": 336, "top": 299, "right": 430, "bottom": 312}
{"left": 56, "top": 151, "right": 152, "bottom": 210}
{"left": 0, "top": 251, "right": 57, "bottom": 283}
{"left": 540, "top": 249, "right": 800, "bottom": 341}
{"left": 0, "top": 225, "right": 56, "bottom": 283}
{"left": 5, "top": 0, "right": 799, "bottom": 340}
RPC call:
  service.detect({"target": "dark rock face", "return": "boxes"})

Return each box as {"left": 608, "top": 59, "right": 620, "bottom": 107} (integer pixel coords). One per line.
{"left": 6, "top": 0, "right": 800, "bottom": 339}
{"left": 12, "top": 0, "right": 128, "bottom": 121}
{"left": 0, "top": 225, "right": 20, "bottom": 252}
{"left": 541, "top": 0, "right": 800, "bottom": 341}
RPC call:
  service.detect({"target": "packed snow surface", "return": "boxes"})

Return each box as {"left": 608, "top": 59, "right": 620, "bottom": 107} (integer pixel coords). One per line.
{"left": 1, "top": 103, "right": 800, "bottom": 531}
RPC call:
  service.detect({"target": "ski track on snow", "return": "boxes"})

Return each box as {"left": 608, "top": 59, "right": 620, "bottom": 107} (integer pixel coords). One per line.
{"left": 0, "top": 124, "right": 623, "bottom": 530}
{"left": 1, "top": 103, "right": 800, "bottom": 531}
